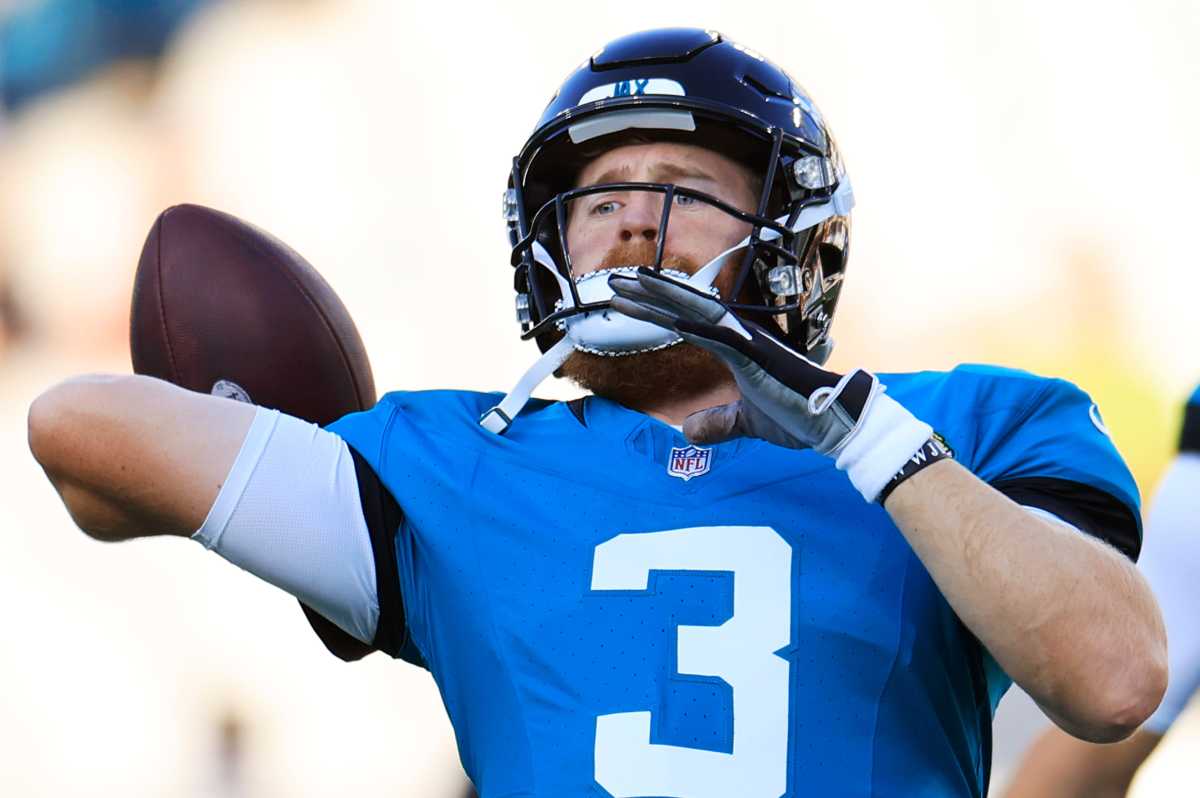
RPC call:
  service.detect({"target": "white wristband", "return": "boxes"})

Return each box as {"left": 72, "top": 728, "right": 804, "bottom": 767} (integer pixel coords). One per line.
{"left": 834, "top": 390, "right": 932, "bottom": 502}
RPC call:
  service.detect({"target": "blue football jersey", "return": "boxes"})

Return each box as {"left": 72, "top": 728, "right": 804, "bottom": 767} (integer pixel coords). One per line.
{"left": 326, "top": 364, "right": 1139, "bottom": 798}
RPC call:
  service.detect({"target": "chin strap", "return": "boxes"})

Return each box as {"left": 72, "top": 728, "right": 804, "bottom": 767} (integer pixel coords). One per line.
{"left": 480, "top": 337, "right": 575, "bottom": 434}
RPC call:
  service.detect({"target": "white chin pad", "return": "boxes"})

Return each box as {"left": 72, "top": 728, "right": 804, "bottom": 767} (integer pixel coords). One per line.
{"left": 561, "top": 267, "right": 684, "bottom": 355}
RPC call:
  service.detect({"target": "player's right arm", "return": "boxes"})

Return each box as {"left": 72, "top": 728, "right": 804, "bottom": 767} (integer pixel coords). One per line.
{"left": 28, "top": 373, "right": 255, "bottom": 541}
{"left": 29, "top": 371, "right": 399, "bottom": 654}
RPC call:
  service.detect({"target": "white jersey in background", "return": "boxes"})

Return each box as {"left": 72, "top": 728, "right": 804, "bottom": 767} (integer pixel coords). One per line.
{"left": 1140, "top": 447, "right": 1200, "bottom": 733}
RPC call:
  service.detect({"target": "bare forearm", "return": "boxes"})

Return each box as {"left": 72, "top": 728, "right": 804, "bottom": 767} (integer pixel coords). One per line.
{"left": 884, "top": 460, "right": 1166, "bottom": 741}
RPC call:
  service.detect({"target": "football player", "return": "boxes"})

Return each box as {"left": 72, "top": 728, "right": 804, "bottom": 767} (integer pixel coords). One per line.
{"left": 1003, "top": 385, "right": 1200, "bottom": 798}
{"left": 28, "top": 29, "right": 1166, "bottom": 797}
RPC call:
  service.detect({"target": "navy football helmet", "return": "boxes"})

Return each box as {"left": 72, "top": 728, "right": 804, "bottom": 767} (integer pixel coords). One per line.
{"left": 504, "top": 27, "right": 854, "bottom": 364}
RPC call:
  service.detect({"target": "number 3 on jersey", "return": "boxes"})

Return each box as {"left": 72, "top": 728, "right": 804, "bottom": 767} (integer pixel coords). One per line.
{"left": 590, "top": 526, "right": 792, "bottom": 798}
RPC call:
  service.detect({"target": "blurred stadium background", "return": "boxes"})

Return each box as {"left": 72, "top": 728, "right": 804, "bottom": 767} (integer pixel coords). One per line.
{"left": 1, "top": 0, "right": 1197, "bottom": 795}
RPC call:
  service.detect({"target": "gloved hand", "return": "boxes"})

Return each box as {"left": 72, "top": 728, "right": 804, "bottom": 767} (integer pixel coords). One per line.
{"left": 608, "top": 267, "right": 944, "bottom": 502}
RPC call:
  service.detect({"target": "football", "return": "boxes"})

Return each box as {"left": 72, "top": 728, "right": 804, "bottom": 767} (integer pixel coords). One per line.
{"left": 129, "top": 203, "right": 376, "bottom": 426}
{"left": 130, "top": 203, "right": 379, "bottom": 660}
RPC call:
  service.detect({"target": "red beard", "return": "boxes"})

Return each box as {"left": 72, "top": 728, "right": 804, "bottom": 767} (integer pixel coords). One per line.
{"left": 558, "top": 239, "right": 734, "bottom": 410}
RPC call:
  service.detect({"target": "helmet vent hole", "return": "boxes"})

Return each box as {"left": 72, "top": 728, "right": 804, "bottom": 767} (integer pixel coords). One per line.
{"left": 740, "top": 72, "right": 790, "bottom": 101}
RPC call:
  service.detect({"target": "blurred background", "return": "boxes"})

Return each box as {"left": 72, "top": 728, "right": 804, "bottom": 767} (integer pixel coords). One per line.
{"left": 1, "top": 0, "right": 1197, "bottom": 795}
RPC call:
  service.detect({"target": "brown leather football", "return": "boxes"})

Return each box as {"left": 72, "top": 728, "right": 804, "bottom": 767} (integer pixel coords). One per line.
{"left": 130, "top": 203, "right": 376, "bottom": 426}
{"left": 131, "top": 203, "right": 380, "bottom": 661}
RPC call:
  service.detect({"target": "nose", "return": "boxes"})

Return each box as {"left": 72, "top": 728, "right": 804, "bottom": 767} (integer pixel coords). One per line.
{"left": 619, "top": 192, "right": 661, "bottom": 243}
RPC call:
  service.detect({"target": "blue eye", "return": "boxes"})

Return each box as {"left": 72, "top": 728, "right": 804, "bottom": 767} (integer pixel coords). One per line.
{"left": 674, "top": 193, "right": 699, "bottom": 207}
{"left": 592, "top": 200, "right": 619, "bottom": 215}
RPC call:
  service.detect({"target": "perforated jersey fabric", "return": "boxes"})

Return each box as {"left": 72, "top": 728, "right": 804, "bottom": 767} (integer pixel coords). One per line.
{"left": 325, "top": 365, "right": 1139, "bottom": 798}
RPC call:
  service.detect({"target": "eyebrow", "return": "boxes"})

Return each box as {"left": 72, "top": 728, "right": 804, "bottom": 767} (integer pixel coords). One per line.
{"left": 581, "top": 161, "right": 721, "bottom": 187}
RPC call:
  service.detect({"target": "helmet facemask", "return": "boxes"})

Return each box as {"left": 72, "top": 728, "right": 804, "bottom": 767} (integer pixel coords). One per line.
{"left": 507, "top": 112, "right": 852, "bottom": 366}
{"left": 518, "top": 180, "right": 798, "bottom": 356}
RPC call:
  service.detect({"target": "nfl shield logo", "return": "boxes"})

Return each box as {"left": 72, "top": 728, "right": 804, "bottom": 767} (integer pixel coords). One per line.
{"left": 667, "top": 445, "right": 713, "bottom": 481}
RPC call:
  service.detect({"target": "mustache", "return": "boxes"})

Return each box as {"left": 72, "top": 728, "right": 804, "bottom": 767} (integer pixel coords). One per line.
{"left": 587, "top": 239, "right": 735, "bottom": 301}
{"left": 596, "top": 240, "right": 700, "bottom": 274}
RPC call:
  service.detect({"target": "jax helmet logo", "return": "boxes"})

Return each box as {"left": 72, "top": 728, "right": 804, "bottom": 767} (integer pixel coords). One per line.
{"left": 667, "top": 445, "right": 712, "bottom": 481}
{"left": 579, "top": 78, "right": 686, "bottom": 105}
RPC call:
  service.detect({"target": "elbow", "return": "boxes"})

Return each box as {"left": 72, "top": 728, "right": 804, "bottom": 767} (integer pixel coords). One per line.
{"left": 28, "top": 383, "right": 72, "bottom": 477}
{"left": 1068, "top": 653, "right": 1168, "bottom": 743}
{"left": 28, "top": 374, "right": 131, "bottom": 474}
{"left": 28, "top": 377, "right": 138, "bottom": 541}
{"left": 1112, "top": 653, "right": 1169, "bottom": 739}
{"left": 1082, "top": 583, "right": 1171, "bottom": 743}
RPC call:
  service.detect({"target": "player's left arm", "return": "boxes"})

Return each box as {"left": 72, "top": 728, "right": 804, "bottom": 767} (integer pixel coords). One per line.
{"left": 884, "top": 459, "right": 1164, "bottom": 743}
{"left": 610, "top": 268, "right": 1167, "bottom": 744}
{"left": 1003, "top": 430, "right": 1200, "bottom": 794}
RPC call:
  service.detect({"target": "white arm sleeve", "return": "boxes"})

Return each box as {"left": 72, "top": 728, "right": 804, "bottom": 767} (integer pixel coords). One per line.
{"left": 1139, "top": 453, "right": 1200, "bottom": 734}
{"left": 192, "top": 406, "right": 380, "bottom": 644}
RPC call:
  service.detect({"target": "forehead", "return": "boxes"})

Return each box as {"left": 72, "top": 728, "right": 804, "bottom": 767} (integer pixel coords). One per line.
{"left": 575, "top": 141, "right": 750, "bottom": 186}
